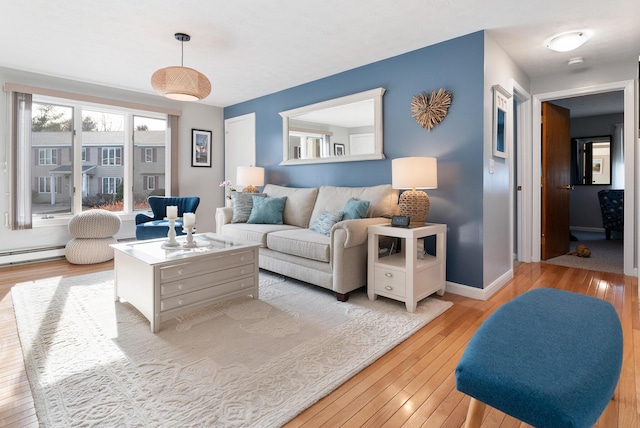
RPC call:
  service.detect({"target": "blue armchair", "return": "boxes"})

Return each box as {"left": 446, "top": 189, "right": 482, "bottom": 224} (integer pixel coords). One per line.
{"left": 597, "top": 189, "right": 623, "bottom": 240}
{"left": 135, "top": 196, "right": 200, "bottom": 240}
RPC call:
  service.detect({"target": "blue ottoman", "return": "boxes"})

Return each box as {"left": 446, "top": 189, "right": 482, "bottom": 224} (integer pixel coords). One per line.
{"left": 455, "top": 288, "right": 623, "bottom": 428}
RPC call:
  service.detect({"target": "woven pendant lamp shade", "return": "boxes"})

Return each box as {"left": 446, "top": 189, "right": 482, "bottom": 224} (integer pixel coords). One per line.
{"left": 392, "top": 157, "right": 438, "bottom": 225}
{"left": 151, "top": 33, "right": 211, "bottom": 101}
{"left": 151, "top": 66, "right": 211, "bottom": 101}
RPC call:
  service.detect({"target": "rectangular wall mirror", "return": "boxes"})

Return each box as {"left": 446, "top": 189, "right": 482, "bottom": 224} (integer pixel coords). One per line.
{"left": 279, "top": 88, "right": 385, "bottom": 165}
{"left": 571, "top": 135, "right": 612, "bottom": 185}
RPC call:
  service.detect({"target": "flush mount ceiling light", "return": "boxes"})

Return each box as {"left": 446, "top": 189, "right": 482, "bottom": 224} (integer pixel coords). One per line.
{"left": 151, "top": 33, "right": 211, "bottom": 101}
{"left": 546, "top": 31, "right": 591, "bottom": 52}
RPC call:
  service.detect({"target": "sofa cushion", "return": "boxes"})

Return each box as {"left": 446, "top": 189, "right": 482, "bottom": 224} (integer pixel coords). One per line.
{"left": 263, "top": 184, "right": 319, "bottom": 228}
{"left": 267, "top": 229, "right": 331, "bottom": 263}
{"left": 247, "top": 196, "right": 287, "bottom": 224}
{"left": 341, "top": 197, "right": 370, "bottom": 220}
{"left": 221, "top": 223, "right": 299, "bottom": 247}
{"left": 310, "top": 184, "right": 398, "bottom": 224}
{"left": 309, "top": 211, "right": 344, "bottom": 236}
{"left": 231, "top": 192, "right": 266, "bottom": 223}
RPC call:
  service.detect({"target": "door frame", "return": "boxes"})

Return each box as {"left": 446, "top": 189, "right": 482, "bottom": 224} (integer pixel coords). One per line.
{"left": 527, "top": 80, "right": 635, "bottom": 276}
{"left": 512, "top": 80, "right": 532, "bottom": 264}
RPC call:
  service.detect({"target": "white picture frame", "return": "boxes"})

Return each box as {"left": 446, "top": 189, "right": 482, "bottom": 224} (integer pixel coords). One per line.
{"left": 492, "top": 85, "right": 511, "bottom": 159}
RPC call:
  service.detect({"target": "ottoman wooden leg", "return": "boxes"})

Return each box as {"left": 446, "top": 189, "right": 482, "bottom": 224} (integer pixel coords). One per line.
{"left": 464, "top": 397, "right": 486, "bottom": 428}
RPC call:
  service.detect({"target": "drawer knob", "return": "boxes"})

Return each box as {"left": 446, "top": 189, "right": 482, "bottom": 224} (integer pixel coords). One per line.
{"left": 178, "top": 299, "right": 184, "bottom": 305}
{"left": 240, "top": 256, "right": 246, "bottom": 261}
{"left": 385, "top": 272, "right": 393, "bottom": 278}
{"left": 178, "top": 269, "right": 184, "bottom": 275}
{"left": 385, "top": 286, "right": 393, "bottom": 291}
{"left": 240, "top": 269, "right": 245, "bottom": 275}
{"left": 178, "top": 284, "right": 184, "bottom": 290}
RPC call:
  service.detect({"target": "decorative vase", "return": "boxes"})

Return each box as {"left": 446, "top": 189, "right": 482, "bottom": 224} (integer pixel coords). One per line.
{"left": 226, "top": 198, "right": 233, "bottom": 207}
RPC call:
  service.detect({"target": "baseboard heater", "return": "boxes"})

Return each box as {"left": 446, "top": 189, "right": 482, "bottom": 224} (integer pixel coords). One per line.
{"left": 0, "top": 245, "right": 66, "bottom": 266}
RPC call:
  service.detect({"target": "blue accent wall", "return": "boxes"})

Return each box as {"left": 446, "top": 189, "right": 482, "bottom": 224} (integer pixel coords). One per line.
{"left": 225, "top": 31, "right": 485, "bottom": 288}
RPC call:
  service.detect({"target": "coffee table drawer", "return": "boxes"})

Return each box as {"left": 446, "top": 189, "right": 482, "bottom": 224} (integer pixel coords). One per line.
{"left": 160, "top": 276, "right": 256, "bottom": 312}
{"left": 159, "top": 250, "right": 255, "bottom": 282}
{"left": 160, "top": 263, "right": 255, "bottom": 296}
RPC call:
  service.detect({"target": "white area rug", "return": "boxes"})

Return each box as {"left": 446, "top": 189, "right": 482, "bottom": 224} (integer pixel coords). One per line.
{"left": 12, "top": 270, "right": 452, "bottom": 427}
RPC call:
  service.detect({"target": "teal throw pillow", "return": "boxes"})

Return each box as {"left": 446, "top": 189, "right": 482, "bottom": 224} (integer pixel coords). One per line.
{"left": 247, "top": 196, "right": 287, "bottom": 224}
{"left": 341, "top": 197, "right": 370, "bottom": 220}
{"left": 309, "top": 211, "right": 344, "bottom": 236}
{"left": 231, "top": 192, "right": 266, "bottom": 223}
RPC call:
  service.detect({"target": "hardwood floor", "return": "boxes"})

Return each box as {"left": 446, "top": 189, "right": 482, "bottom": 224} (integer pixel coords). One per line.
{"left": 0, "top": 260, "right": 637, "bottom": 427}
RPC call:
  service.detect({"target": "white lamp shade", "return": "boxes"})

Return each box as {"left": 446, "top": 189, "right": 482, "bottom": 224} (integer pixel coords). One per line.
{"left": 236, "top": 166, "right": 265, "bottom": 187}
{"left": 392, "top": 157, "right": 437, "bottom": 190}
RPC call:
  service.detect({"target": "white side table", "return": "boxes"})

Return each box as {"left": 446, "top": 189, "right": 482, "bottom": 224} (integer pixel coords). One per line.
{"left": 367, "top": 223, "right": 447, "bottom": 312}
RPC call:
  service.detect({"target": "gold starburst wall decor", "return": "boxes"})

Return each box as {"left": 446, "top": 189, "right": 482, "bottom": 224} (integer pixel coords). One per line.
{"left": 410, "top": 88, "right": 452, "bottom": 131}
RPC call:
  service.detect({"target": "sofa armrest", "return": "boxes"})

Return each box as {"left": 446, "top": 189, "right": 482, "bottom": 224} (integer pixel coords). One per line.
{"left": 331, "top": 217, "right": 389, "bottom": 249}
{"left": 215, "top": 207, "right": 233, "bottom": 235}
{"left": 135, "top": 212, "right": 154, "bottom": 225}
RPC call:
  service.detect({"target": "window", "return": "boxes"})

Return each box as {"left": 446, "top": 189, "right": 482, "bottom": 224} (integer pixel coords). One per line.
{"left": 9, "top": 89, "right": 174, "bottom": 229}
{"left": 102, "top": 147, "right": 122, "bottom": 166}
{"left": 39, "top": 149, "right": 58, "bottom": 165}
{"left": 38, "top": 177, "right": 52, "bottom": 193}
{"left": 145, "top": 176, "right": 156, "bottom": 190}
{"left": 102, "top": 177, "right": 122, "bottom": 194}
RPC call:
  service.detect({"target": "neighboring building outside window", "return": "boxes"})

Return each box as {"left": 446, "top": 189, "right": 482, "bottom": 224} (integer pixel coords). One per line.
{"left": 146, "top": 175, "right": 155, "bottom": 190}
{"left": 145, "top": 147, "right": 154, "bottom": 162}
{"left": 37, "top": 177, "right": 52, "bottom": 193}
{"left": 81, "top": 147, "right": 86, "bottom": 161}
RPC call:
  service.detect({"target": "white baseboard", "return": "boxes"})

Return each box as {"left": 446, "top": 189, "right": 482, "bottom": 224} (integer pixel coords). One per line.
{"left": 445, "top": 269, "right": 514, "bottom": 301}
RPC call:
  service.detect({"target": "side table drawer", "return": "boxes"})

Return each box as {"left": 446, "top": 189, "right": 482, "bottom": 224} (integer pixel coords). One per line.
{"left": 161, "top": 276, "right": 256, "bottom": 312}
{"left": 160, "top": 250, "right": 255, "bottom": 282}
{"left": 374, "top": 266, "right": 406, "bottom": 298}
{"left": 160, "top": 263, "right": 255, "bottom": 296}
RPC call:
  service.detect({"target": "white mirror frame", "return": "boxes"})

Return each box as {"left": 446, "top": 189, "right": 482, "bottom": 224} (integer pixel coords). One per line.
{"left": 279, "top": 87, "right": 386, "bottom": 165}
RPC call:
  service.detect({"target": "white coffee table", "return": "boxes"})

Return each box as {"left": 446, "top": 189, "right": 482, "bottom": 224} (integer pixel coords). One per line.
{"left": 112, "top": 232, "right": 260, "bottom": 332}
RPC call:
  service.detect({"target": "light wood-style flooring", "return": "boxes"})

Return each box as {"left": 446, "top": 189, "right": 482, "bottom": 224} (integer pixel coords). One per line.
{"left": 0, "top": 260, "right": 637, "bottom": 427}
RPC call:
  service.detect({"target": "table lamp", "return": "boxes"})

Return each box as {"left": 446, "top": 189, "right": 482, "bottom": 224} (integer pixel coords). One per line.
{"left": 237, "top": 166, "right": 265, "bottom": 193}
{"left": 392, "top": 156, "right": 438, "bottom": 225}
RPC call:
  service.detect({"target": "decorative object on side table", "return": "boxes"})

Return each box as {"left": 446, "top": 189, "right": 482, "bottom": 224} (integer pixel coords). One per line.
{"left": 236, "top": 165, "right": 265, "bottom": 193}
{"left": 392, "top": 156, "right": 438, "bottom": 225}
{"left": 410, "top": 88, "right": 452, "bottom": 131}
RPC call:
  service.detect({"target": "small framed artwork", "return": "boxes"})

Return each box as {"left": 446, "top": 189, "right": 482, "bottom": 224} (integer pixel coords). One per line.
{"left": 334, "top": 143, "right": 345, "bottom": 156}
{"left": 592, "top": 158, "right": 603, "bottom": 174}
{"left": 192, "top": 129, "right": 212, "bottom": 167}
{"left": 492, "top": 85, "right": 511, "bottom": 159}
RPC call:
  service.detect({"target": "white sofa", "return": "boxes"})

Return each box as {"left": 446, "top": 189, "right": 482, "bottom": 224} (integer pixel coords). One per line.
{"left": 215, "top": 184, "right": 399, "bottom": 301}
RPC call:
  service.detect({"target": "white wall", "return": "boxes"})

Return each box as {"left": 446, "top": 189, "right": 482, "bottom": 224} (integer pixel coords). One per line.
{"left": 0, "top": 67, "right": 223, "bottom": 257}
{"left": 482, "top": 33, "right": 531, "bottom": 288}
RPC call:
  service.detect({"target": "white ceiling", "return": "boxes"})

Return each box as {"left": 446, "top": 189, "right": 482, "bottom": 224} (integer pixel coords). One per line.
{"left": 1, "top": 0, "right": 638, "bottom": 108}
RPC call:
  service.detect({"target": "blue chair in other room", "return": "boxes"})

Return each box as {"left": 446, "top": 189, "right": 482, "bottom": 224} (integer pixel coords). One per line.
{"left": 135, "top": 196, "right": 200, "bottom": 240}
{"left": 598, "top": 189, "right": 624, "bottom": 240}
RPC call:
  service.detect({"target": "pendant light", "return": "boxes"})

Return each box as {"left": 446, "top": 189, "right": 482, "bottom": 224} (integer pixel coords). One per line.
{"left": 151, "top": 33, "right": 211, "bottom": 101}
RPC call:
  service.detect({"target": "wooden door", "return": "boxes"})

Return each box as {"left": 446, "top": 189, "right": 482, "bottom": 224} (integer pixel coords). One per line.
{"left": 541, "top": 102, "right": 571, "bottom": 260}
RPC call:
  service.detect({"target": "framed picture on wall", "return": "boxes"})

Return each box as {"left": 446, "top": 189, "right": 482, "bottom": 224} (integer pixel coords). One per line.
{"left": 334, "top": 143, "right": 345, "bottom": 156}
{"left": 492, "top": 85, "right": 511, "bottom": 159}
{"left": 192, "top": 129, "right": 212, "bottom": 167}
{"left": 593, "top": 158, "right": 603, "bottom": 174}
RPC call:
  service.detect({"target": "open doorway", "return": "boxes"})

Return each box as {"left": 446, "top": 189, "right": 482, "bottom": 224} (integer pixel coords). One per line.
{"left": 541, "top": 92, "right": 624, "bottom": 273}
{"left": 526, "top": 80, "right": 635, "bottom": 277}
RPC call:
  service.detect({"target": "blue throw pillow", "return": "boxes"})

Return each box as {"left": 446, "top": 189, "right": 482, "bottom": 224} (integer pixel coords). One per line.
{"left": 247, "top": 196, "right": 287, "bottom": 224}
{"left": 341, "top": 197, "right": 370, "bottom": 220}
{"left": 309, "top": 211, "right": 344, "bottom": 236}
